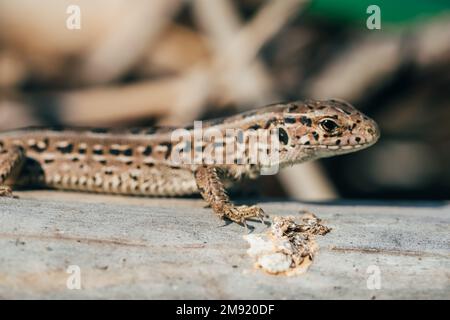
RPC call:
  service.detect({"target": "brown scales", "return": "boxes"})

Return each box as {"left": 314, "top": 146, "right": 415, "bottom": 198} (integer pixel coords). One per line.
{"left": 0, "top": 99, "right": 380, "bottom": 224}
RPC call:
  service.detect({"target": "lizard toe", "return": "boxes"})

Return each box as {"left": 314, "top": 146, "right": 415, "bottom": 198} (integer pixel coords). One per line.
{"left": 0, "top": 186, "right": 16, "bottom": 198}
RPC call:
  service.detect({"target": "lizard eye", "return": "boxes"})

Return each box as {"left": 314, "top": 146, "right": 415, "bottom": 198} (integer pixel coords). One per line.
{"left": 278, "top": 127, "right": 289, "bottom": 145}
{"left": 320, "top": 119, "right": 339, "bottom": 133}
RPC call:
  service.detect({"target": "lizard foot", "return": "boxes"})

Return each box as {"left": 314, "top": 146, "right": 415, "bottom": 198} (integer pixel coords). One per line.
{"left": 223, "top": 205, "right": 267, "bottom": 224}
{"left": 0, "top": 186, "right": 16, "bottom": 198}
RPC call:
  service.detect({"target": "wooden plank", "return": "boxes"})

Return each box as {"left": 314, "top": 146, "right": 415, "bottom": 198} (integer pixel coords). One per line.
{"left": 0, "top": 191, "right": 449, "bottom": 299}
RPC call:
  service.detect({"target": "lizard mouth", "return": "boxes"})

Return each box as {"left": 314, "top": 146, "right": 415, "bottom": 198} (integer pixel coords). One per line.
{"left": 303, "top": 140, "right": 376, "bottom": 151}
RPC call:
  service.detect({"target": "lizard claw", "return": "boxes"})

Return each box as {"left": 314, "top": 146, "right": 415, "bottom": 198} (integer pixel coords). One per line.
{"left": 0, "top": 186, "right": 16, "bottom": 198}
{"left": 223, "top": 205, "right": 267, "bottom": 226}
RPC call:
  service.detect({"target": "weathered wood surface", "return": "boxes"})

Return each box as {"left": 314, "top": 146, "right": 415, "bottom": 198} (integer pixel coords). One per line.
{"left": 0, "top": 191, "right": 449, "bottom": 299}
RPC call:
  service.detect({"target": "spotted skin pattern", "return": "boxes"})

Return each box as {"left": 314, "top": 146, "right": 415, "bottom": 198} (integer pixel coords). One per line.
{"left": 0, "top": 99, "right": 379, "bottom": 224}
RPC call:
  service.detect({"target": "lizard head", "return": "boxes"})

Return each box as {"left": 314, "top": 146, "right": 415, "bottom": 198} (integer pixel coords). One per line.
{"left": 262, "top": 99, "right": 380, "bottom": 167}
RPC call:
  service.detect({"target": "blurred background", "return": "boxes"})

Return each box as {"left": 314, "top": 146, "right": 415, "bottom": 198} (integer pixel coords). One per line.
{"left": 0, "top": 0, "right": 449, "bottom": 201}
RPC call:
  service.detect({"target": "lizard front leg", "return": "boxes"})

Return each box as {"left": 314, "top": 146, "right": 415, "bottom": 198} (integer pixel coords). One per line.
{"left": 0, "top": 146, "right": 25, "bottom": 197}
{"left": 194, "top": 166, "right": 266, "bottom": 224}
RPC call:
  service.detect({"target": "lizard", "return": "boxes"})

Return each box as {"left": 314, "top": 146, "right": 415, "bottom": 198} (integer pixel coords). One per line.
{"left": 0, "top": 99, "right": 379, "bottom": 225}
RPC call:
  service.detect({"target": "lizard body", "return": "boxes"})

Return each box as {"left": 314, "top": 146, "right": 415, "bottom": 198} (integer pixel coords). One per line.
{"left": 0, "top": 99, "right": 379, "bottom": 223}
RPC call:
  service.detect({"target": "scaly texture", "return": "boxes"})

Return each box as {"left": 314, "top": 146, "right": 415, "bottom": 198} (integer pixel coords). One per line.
{"left": 0, "top": 99, "right": 380, "bottom": 223}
